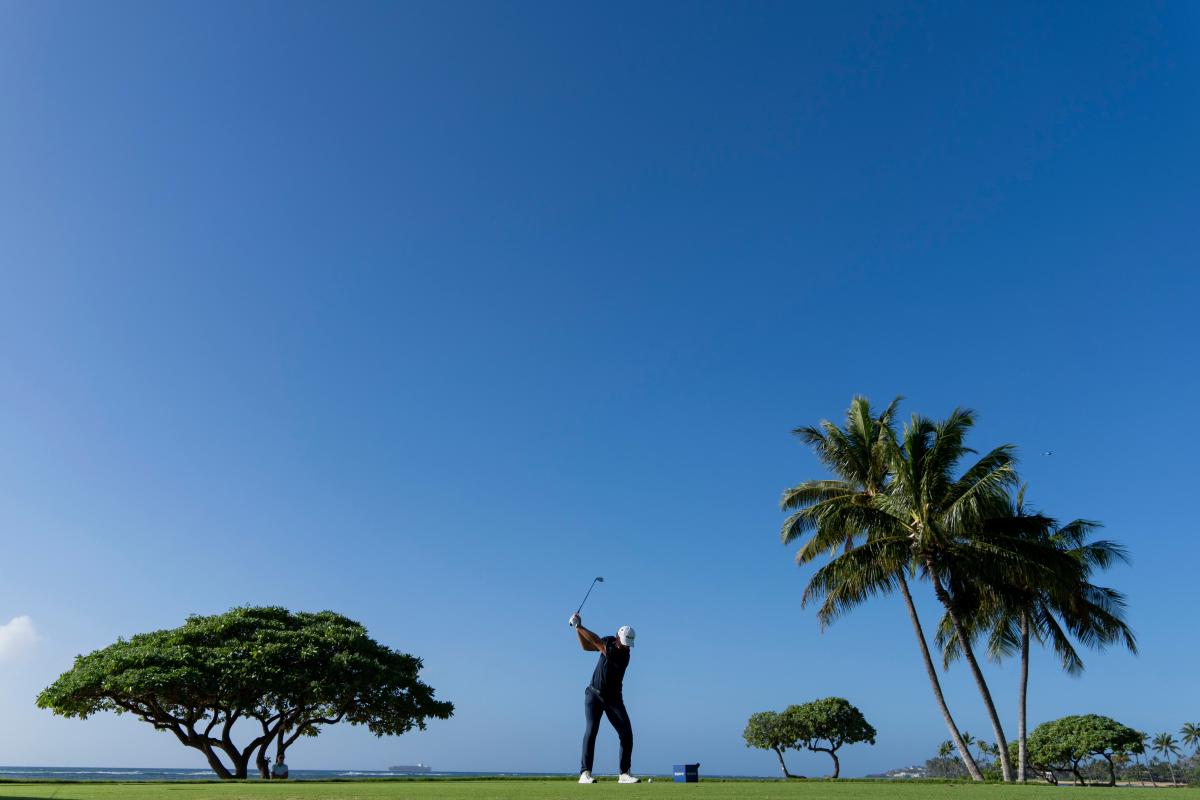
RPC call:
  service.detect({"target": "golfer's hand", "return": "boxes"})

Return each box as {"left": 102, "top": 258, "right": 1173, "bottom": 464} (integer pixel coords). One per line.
{"left": 569, "top": 613, "right": 581, "bottom": 628}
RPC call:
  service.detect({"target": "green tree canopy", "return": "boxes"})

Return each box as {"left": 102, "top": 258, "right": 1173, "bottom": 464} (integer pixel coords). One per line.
{"left": 783, "top": 697, "right": 876, "bottom": 778}
{"left": 1024, "top": 714, "right": 1143, "bottom": 786}
{"left": 37, "top": 606, "right": 453, "bottom": 779}
{"left": 743, "top": 710, "right": 803, "bottom": 779}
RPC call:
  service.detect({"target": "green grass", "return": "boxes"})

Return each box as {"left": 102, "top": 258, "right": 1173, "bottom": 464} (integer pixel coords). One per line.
{"left": 0, "top": 781, "right": 1196, "bottom": 800}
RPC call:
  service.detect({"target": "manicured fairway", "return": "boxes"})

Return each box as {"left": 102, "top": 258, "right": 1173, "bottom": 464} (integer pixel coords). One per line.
{"left": 0, "top": 781, "right": 1194, "bottom": 800}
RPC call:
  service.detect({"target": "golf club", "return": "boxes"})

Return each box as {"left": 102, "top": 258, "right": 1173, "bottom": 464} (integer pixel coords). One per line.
{"left": 571, "top": 576, "right": 604, "bottom": 624}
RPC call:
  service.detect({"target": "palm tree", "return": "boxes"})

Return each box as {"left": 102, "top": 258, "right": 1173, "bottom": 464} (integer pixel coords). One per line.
{"left": 790, "top": 404, "right": 1086, "bottom": 782}
{"left": 868, "top": 408, "right": 1077, "bottom": 781}
{"left": 1136, "top": 734, "right": 1156, "bottom": 787}
{"left": 1153, "top": 733, "right": 1182, "bottom": 785}
{"left": 1182, "top": 722, "right": 1200, "bottom": 754}
{"left": 934, "top": 489, "right": 1136, "bottom": 782}
{"left": 781, "top": 397, "right": 984, "bottom": 781}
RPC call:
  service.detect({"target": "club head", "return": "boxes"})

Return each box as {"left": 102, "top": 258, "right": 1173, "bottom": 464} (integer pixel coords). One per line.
{"left": 596, "top": 577, "right": 604, "bottom": 582}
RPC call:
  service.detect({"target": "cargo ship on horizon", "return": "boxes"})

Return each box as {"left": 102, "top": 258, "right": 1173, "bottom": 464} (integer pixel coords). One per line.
{"left": 388, "top": 763, "right": 431, "bottom": 774}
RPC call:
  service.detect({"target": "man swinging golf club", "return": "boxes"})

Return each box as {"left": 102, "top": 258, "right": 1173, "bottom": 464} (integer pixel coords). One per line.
{"left": 569, "top": 602, "right": 638, "bottom": 784}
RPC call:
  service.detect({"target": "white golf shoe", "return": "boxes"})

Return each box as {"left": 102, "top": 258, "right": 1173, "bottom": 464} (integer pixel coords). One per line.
{"left": 579, "top": 771, "right": 596, "bottom": 784}
{"left": 618, "top": 773, "right": 640, "bottom": 784}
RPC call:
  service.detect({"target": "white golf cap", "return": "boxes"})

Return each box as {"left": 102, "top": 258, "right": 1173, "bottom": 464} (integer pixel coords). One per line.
{"left": 618, "top": 625, "right": 636, "bottom": 647}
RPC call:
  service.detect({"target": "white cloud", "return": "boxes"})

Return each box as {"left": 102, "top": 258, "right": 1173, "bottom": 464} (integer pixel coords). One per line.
{"left": 0, "top": 616, "right": 39, "bottom": 662}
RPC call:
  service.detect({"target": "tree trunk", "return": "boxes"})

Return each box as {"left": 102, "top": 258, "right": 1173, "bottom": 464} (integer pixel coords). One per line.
{"left": 255, "top": 745, "right": 271, "bottom": 780}
{"left": 213, "top": 722, "right": 251, "bottom": 779}
{"left": 220, "top": 746, "right": 252, "bottom": 780}
{"left": 816, "top": 748, "right": 840, "bottom": 779}
{"left": 773, "top": 747, "right": 793, "bottom": 779}
{"left": 1103, "top": 754, "right": 1116, "bottom": 787}
{"left": 1018, "top": 610, "right": 1030, "bottom": 783}
{"left": 278, "top": 720, "right": 293, "bottom": 764}
{"left": 898, "top": 574, "right": 984, "bottom": 781}
{"left": 1071, "top": 761, "right": 1084, "bottom": 786}
{"left": 929, "top": 567, "right": 1014, "bottom": 781}
{"left": 196, "top": 743, "right": 234, "bottom": 780}
{"left": 274, "top": 721, "right": 292, "bottom": 779}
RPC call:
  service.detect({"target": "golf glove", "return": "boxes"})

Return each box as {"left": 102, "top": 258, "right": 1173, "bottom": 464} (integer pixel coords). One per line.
{"left": 569, "top": 613, "right": 581, "bottom": 628}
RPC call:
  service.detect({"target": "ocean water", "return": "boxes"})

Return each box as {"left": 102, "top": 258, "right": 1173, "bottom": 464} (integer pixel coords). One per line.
{"left": 0, "top": 767, "right": 574, "bottom": 782}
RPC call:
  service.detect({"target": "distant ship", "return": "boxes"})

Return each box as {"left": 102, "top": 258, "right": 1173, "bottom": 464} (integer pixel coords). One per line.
{"left": 388, "top": 763, "right": 432, "bottom": 774}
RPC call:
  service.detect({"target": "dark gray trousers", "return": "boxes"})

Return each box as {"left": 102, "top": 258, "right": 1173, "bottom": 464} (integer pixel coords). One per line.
{"left": 580, "top": 687, "right": 633, "bottom": 774}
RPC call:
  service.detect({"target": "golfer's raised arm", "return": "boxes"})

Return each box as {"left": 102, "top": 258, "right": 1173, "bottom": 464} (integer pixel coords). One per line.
{"left": 576, "top": 625, "right": 605, "bottom": 652}
{"left": 572, "top": 619, "right": 605, "bottom": 653}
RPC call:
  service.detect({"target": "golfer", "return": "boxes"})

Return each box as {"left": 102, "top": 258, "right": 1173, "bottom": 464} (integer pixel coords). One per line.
{"left": 568, "top": 612, "right": 638, "bottom": 784}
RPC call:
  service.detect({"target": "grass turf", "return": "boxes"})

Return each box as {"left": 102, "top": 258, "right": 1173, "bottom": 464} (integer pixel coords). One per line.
{"left": 0, "top": 781, "right": 1195, "bottom": 800}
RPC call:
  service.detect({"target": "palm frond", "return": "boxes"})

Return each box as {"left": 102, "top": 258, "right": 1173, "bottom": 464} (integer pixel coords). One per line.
{"left": 1034, "top": 607, "right": 1085, "bottom": 675}
{"left": 802, "top": 536, "right": 911, "bottom": 627}
{"left": 780, "top": 480, "right": 857, "bottom": 512}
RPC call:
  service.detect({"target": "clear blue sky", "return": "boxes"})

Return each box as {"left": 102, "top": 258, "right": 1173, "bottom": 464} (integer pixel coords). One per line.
{"left": 1, "top": 1, "right": 1197, "bottom": 778}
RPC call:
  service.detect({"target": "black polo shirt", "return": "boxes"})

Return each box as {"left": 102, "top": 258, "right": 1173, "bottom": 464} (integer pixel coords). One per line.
{"left": 589, "top": 636, "right": 630, "bottom": 698}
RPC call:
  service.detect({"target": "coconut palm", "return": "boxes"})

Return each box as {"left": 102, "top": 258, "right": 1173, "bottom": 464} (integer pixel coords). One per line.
{"left": 867, "top": 408, "right": 1072, "bottom": 781}
{"left": 781, "top": 397, "right": 984, "bottom": 781}
{"left": 934, "top": 489, "right": 1136, "bottom": 782}
{"left": 1153, "top": 733, "right": 1182, "bottom": 785}
{"left": 939, "top": 732, "right": 997, "bottom": 770}
{"left": 1182, "top": 723, "right": 1200, "bottom": 753}
{"left": 1136, "top": 734, "right": 1156, "bottom": 787}
{"left": 798, "top": 409, "right": 1005, "bottom": 777}
{"left": 790, "top": 404, "right": 1084, "bottom": 781}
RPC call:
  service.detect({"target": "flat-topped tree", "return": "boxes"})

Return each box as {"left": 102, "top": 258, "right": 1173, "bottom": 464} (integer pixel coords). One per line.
{"left": 37, "top": 606, "right": 454, "bottom": 779}
{"left": 743, "top": 711, "right": 803, "bottom": 778}
{"left": 784, "top": 698, "right": 876, "bottom": 779}
{"left": 1024, "top": 714, "right": 1143, "bottom": 786}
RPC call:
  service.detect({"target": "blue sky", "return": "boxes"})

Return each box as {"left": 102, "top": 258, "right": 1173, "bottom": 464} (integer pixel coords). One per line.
{"left": 1, "top": 1, "right": 1198, "bottom": 778}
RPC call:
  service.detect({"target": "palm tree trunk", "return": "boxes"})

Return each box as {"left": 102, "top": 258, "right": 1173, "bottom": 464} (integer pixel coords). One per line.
{"left": 928, "top": 567, "right": 1014, "bottom": 782}
{"left": 1018, "top": 610, "right": 1030, "bottom": 783}
{"left": 897, "top": 574, "right": 984, "bottom": 781}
